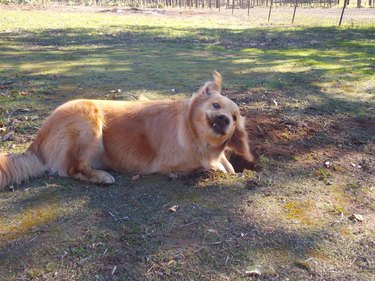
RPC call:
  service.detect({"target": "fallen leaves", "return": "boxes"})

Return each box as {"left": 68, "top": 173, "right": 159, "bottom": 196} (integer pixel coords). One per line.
{"left": 324, "top": 160, "right": 332, "bottom": 168}
{"left": 349, "top": 214, "right": 364, "bottom": 222}
{"left": 168, "top": 205, "right": 178, "bottom": 212}
{"left": 351, "top": 162, "right": 362, "bottom": 169}
{"left": 244, "top": 265, "right": 262, "bottom": 276}
{"left": 0, "top": 126, "right": 6, "bottom": 133}
{"left": 131, "top": 174, "right": 140, "bottom": 181}
{"left": 0, "top": 83, "right": 32, "bottom": 97}
{"left": 244, "top": 264, "right": 278, "bottom": 278}
{"left": 105, "top": 89, "right": 123, "bottom": 100}
{"left": 19, "top": 90, "right": 31, "bottom": 96}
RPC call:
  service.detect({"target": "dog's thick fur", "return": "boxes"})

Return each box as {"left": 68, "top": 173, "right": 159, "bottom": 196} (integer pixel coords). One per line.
{"left": 0, "top": 72, "right": 253, "bottom": 189}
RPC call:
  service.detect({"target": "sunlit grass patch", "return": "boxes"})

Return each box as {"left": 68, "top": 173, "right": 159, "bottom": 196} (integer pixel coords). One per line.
{"left": 0, "top": 6, "right": 374, "bottom": 281}
{"left": 0, "top": 192, "right": 87, "bottom": 243}
{"left": 0, "top": 203, "right": 61, "bottom": 241}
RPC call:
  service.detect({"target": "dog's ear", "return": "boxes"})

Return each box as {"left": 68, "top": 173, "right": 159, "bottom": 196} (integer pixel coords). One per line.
{"left": 198, "top": 71, "right": 222, "bottom": 96}
{"left": 211, "top": 71, "right": 222, "bottom": 93}
{"left": 227, "top": 116, "right": 254, "bottom": 162}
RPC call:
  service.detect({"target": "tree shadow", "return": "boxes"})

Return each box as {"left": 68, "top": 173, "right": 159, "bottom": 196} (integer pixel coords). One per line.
{"left": 0, "top": 174, "right": 349, "bottom": 280}
{"left": 0, "top": 24, "right": 374, "bottom": 279}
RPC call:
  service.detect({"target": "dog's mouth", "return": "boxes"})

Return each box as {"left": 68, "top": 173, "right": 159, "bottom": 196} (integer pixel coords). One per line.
{"left": 207, "top": 114, "right": 230, "bottom": 136}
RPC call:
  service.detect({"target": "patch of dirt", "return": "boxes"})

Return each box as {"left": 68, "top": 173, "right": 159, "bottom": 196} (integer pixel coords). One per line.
{"left": 245, "top": 113, "right": 375, "bottom": 161}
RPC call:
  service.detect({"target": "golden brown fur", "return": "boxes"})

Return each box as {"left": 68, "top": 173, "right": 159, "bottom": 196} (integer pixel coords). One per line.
{"left": 0, "top": 72, "right": 253, "bottom": 189}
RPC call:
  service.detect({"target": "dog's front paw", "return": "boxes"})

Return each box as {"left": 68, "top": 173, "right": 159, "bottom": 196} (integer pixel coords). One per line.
{"left": 92, "top": 170, "right": 115, "bottom": 185}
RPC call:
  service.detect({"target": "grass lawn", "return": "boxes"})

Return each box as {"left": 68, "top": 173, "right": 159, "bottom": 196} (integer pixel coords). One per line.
{"left": 0, "top": 6, "right": 374, "bottom": 281}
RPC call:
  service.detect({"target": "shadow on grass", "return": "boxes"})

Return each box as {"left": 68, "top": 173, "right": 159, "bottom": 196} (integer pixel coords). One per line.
{"left": 0, "top": 24, "right": 374, "bottom": 280}
{"left": 0, "top": 26, "right": 373, "bottom": 95}
{"left": 1, "top": 26, "right": 373, "bottom": 145}
{"left": 0, "top": 174, "right": 340, "bottom": 280}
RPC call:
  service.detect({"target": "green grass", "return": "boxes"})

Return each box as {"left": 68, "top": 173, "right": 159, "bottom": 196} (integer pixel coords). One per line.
{"left": 0, "top": 6, "right": 374, "bottom": 281}
{"left": 1, "top": 10, "right": 373, "bottom": 117}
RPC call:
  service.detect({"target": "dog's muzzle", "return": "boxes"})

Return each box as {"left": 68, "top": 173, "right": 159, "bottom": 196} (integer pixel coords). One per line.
{"left": 209, "top": 114, "right": 230, "bottom": 135}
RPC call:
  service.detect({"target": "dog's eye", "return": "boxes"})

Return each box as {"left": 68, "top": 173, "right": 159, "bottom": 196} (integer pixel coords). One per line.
{"left": 212, "top": 103, "right": 221, "bottom": 109}
{"left": 232, "top": 115, "right": 237, "bottom": 121}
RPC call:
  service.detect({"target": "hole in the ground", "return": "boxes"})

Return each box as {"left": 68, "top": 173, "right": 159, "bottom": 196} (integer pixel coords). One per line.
{"left": 228, "top": 151, "right": 262, "bottom": 173}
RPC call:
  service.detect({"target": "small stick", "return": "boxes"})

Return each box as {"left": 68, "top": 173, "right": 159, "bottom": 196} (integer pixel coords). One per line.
{"left": 27, "top": 236, "right": 38, "bottom": 243}
{"left": 108, "top": 211, "right": 118, "bottom": 221}
{"left": 111, "top": 265, "right": 117, "bottom": 275}
{"left": 147, "top": 263, "right": 156, "bottom": 273}
{"left": 181, "top": 221, "right": 197, "bottom": 227}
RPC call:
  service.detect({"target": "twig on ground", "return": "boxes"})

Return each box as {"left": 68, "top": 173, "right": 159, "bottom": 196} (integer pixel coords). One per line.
{"left": 147, "top": 263, "right": 156, "bottom": 273}
{"left": 348, "top": 256, "right": 358, "bottom": 267}
{"left": 27, "top": 236, "right": 38, "bottom": 243}
{"left": 108, "top": 210, "right": 118, "bottom": 221}
{"left": 180, "top": 221, "right": 197, "bottom": 227}
{"left": 111, "top": 265, "right": 117, "bottom": 275}
{"left": 162, "top": 202, "right": 172, "bottom": 208}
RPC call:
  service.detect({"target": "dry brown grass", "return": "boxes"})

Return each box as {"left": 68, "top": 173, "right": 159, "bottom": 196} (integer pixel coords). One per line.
{"left": 0, "top": 6, "right": 374, "bottom": 280}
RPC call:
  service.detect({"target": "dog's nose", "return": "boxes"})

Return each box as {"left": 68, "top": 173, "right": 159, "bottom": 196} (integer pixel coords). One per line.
{"left": 217, "top": 115, "right": 230, "bottom": 126}
{"left": 211, "top": 114, "right": 230, "bottom": 135}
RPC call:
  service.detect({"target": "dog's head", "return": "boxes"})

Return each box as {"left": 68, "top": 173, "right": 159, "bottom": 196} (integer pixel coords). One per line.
{"left": 188, "top": 72, "right": 253, "bottom": 162}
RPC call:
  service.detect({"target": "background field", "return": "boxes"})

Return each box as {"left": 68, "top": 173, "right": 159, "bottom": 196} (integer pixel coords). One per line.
{"left": 0, "top": 6, "right": 374, "bottom": 281}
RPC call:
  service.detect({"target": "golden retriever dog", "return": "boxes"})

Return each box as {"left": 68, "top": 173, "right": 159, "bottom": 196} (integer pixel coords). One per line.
{"left": 0, "top": 72, "right": 253, "bottom": 190}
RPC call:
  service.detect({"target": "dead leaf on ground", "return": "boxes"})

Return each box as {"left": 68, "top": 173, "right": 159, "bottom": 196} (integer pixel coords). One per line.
{"left": 16, "top": 108, "right": 30, "bottom": 112}
{"left": 325, "top": 161, "right": 332, "bottom": 168}
{"left": 168, "top": 205, "right": 178, "bottom": 212}
{"left": 30, "top": 115, "right": 39, "bottom": 121}
{"left": 349, "top": 214, "right": 364, "bottom": 222}
{"left": 351, "top": 162, "right": 362, "bottom": 169}
{"left": 245, "top": 265, "right": 262, "bottom": 276}
{"left": 207, "top": 229, "right": 218, "bottom": 234}
{"left": 20, "top": 91, "right": 30, "bottom": 96}
{"left": 131, "top": 175, "right": 140, "bottom": 181}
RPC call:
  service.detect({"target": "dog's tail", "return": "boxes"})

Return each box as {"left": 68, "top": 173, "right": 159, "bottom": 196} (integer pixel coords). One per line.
{"left": 0, "top": 150, "right": 45, "bottom": 190}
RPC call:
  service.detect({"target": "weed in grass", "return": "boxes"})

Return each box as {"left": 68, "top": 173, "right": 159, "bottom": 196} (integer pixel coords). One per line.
{"left": 346, "top": 182, "right": 362, "bottom": 190}
{"left": 292, "top": 154, "right": 301, "bottom": 161}
{"left": 331, "top": 163, "right": 345, "bottom": 172}
{"left": 71, "top": 246, "right": 90, "bottom": 258}
{"left": 283, "top": 200, "right": 314, "bottom": 225}
{"left": 315, "top": 168, "right": 331, "bottom": 182}
{"left": 333, "top": 205, "right": 346, "bottom": 215}
{"left": 293, "top": 259, "right": 312, "bottom": 272}
{"left": 258, "top": 154, "right": 271, "bottom": 167}
{"left": 26, "top": 268, "right": 45, "bottom": 279}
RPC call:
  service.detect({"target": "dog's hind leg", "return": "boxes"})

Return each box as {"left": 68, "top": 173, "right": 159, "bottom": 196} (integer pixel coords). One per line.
{"left": 65, "top": 131, "right": 115, "bottom": 185}
{"left": 29, "top": 100, "right": 115, "bottom": 185}
{"left": 64, "top": 121, "right": 115, "bottom": 185}
{"left": 54, "top": 103, "right": 115, "bottom": 185}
